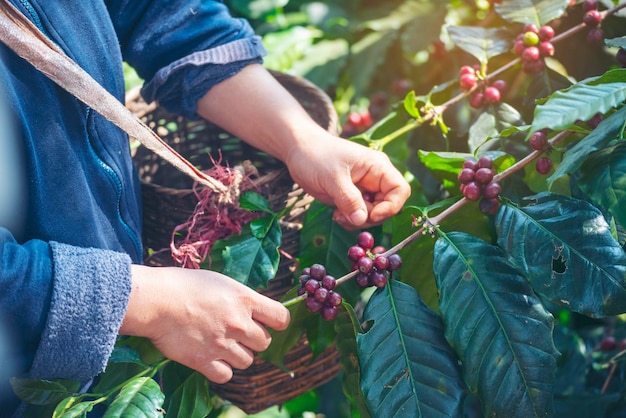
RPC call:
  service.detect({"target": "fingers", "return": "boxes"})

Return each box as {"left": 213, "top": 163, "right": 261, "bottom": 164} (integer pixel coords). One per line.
{"left": 250, "top": 294, "right": 291, "bottom": 332}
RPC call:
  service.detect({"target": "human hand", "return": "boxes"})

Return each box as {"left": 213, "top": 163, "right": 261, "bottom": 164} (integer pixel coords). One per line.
{"left": 284, "top": 129, "right": 411, "bottom": 230}
{"left": 121, "top": 265, "right": 290, "bottom": 383}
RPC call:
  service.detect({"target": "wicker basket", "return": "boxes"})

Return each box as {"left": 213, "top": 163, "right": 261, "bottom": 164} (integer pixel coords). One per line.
{"left": 127, "top": 70, "right": 341, "bottom": 414}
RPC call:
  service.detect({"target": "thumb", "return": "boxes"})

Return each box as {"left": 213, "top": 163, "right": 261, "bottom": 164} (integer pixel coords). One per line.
{"left": 331, "top": 181, "right": 368, "bottom": 226}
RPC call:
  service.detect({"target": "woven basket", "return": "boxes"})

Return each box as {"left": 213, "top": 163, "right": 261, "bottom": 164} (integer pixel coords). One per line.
{"left": 127, "top": 70, "right": 341, "bottom": 414}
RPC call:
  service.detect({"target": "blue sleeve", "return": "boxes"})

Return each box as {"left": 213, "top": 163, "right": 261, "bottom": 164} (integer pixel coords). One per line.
{"left": 106, "top": 0, "right": 266, "bottom": 118}
{"left": 0, "top": 228, "right": 132, "bottom": 384}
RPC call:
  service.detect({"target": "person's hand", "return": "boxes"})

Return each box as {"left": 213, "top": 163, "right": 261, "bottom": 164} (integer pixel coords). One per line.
{"left": 284, "top": 129, "right": 411, "bottom": 229}
{"left": 121, "top": 265, "right": 290, "bottom": 383}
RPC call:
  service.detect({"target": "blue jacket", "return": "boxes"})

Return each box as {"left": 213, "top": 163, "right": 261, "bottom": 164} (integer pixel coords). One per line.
{"left": 0, "top": 0, "right": 264, "bottom": 414}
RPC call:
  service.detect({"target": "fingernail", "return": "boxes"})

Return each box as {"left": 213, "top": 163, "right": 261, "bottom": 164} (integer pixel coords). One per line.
{"left": 349, "top": 209, "right": 367, "bottom": 225}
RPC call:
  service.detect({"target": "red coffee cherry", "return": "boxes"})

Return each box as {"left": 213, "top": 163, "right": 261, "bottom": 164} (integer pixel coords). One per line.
{"left": 529, "top": 131, "right": 548, "bottom": 151}
{"left": 483, "top": 86, "right": 501, "bottom": 104}
{"left": 538, "top": 25, "right": 555, "bottom": 42}
{"left": 536, "top": 157, "right": 553, "bottom": 175}
{"left": 469, "top": 92, "right": 485, "bottom": 109}
{"left": 583, "top": 9, "right": 602, "bottom": 27}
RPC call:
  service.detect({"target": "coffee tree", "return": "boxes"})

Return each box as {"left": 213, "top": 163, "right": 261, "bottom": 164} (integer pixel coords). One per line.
{"left": 12, "top": 0, "right": 626, "bottom": 417}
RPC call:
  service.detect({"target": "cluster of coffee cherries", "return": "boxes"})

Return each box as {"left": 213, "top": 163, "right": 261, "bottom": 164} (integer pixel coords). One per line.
{"left": 458, "top": 155, "right": 501, "bottom": 215}
{"left": 529, "top": 130, "right": 554, "bottom": 175}
{"left": 348, "top": 231, "right": 402, "bottom": 289}
{"left": 297, "top": 264, "right": 343, "bottom": 321}
{"left": 458, "top": 65, "right": 507, "bottom": 108}
{"left": 582, "top": 0, "right": 604, "bottom": 44}
{"left": 514, "top": 23, "right": 555, "bottom": 74}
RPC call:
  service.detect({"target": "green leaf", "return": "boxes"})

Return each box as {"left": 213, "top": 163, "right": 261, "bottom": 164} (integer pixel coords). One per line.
{"left": 239, "top": 191, "right": 273, "bottom": 214}
{"left": 468, "top": 113, "right": 498, "bottom": 153}
{"left": 447, "top": 26, "right": 513, "bottom": 64}
{"left": 292, "top": 39, "right": 349, "bottom": 92}
{"left": 53, "top": 398, "right": 94, "bottom": 418}
{"left": 404, "top": 91, "right": 420, "bottom": 119}
{"left": 496, "top": 194, "right": 626, "bottom": 317}
{"left": 400, "top": 2, "right": 448, "bottom": 55}
{"left": 227, "top": 0, "right": 288, "bottom": 19}
{"left": 103, "top": 377, "right": 165, "bottom": 418}
{"left": 530, "top": 71, "right": 626, "bottom": 134}
{"left": 434, "top": 232, "right": 558, "bottom": 418}
{"left": 548, "top": 105, "right": 626, "bottom": 185}
{"left": 109, "top": 346, "right": 145, "bottom": 365}
{"left": 578, "top": 141, "right": 626, "bottom": 230}
{"left": 262, "top": 26, "right": 322, "bottom": 72}
{"left": 606, "top": 37, "right": 626, "bottom": 49}
{"left": 357, "top": 281, "right": 466, "bottom": 418}
{"left": 249, "top": 215, "right": 276, "bottom": 239}
{"left": 494, "top": 0, "right": 570, "bottom": 26}
{"left": 335, "top": 304, "right": 372, "bottom": 418}
{"left": 10, "top": 378, "right": 80, "bottom": 406}
{"left": 221, "top": 217, "right": 282, "bottom": 289}
{"left": 347, "top": 30, "right": 398, "bottom": 99}
{"left": 165, "top": 372, "right": 212, "bottom": 418}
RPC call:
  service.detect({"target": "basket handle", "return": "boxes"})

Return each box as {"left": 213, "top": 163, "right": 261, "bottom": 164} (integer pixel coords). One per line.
{"left": 0, "top": 0, "right": 231, "bottom": 197}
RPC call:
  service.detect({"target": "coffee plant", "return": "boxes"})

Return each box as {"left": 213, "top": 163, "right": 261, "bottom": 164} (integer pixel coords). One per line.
{"left": 11, "top": 0, "right": 626, "bottom": 417}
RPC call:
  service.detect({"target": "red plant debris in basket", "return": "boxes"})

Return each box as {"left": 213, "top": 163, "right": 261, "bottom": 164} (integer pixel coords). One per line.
{"left": 170, "top": 155, "right": 259, "bottom": 269}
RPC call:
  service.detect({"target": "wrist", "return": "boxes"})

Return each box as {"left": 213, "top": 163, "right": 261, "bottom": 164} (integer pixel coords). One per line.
{"left": 119, "top": 264, "right": 163, "bottom": 339}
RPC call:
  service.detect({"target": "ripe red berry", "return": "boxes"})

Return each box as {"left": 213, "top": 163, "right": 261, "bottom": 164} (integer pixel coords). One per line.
{"left": 305, "top": 297, "right": 324, "bottom": 313}
{"left": 327, "top": 291, "right": 343, "bottom": 307}
{"left": 314, "top": 287, "right": 329, "bottom": 303}
{"left": 583, "top": 9, "right": 602, "bottom": 27}
{"left": 309, "top": 263, "right": 326, "bottom": 280}
{"left": 538, "top": 25, "right": 555, "bottom": 41}
{"left": 475, "top": 168, "right": 495, "bottom": 185}
{"left": 371, "top": 245, "right": 386, "bottom": 255}
{"left": 477, "top": 155, "right": 494, "bottom": 169}
{"left": 464, "top": 182, "right": 481, "bottom": 201}
{"left": 522, "top": 46, "right": 541, "bottom": 62}
{"left": 374, "top": 255, "right": 389, "bottom": 271}
{"left": 459, "top": 73, "right": 477, "bottom": 91}
{"left": 491, "top": 79, "right": 507, "bottom": 94}
{"left": 583, "top": 0, "right": 599, "bottom": 12}
{"left": 483, "top": 182, "right": 502, "bottom": 199}
{"left": 370, "top": 270, "right": 388, "bottom": 288}
{"left": 357, "top": 231, "right": 375, "bottom": 250}
{"left": 469, "top": 92, "right": 484, "bottom": 109}
{"left": 536, "top": 157, "right": 553, "bottom": 175}
{"left": 347, "top": 245, "right": 366, "bottom": 262}
{"left": 523, "top": 23, "right": 539, "bottom": 34}
{"left": 463, "top": 159, "right": 479, "bottom": 171}
{"left": 522, "top": 58, "right": 546, "bottom": 73}
{"left": 479, "top": 197, "right": 500, "bottom": 215}
{"left": 459, "top": 65, "right": 475, "bottom": 76}
{"left": 599, "top": 336, "right": 617, "bottom": 352}
{"left": 587, "top": 27, "right": 604, "bottom": 44}
{"left": 514, "top": 40, "right": 526, "bottom": 56}
{"left": 458, "top": 168, "right": 476, "bottom": 184}
{"left": 539, "top": 41, "right": 555, "bottom": 57}
{"left": 529, "top": 131, "right": 548, "bottom": 151}
{"left": 347, "top": 112, "right": 363, "bottom": 127}
{"left": 357, "top": 256, "right": 374, "bottom": 274}
{"left": 305, "top": 279, "right": 321, "bottom": 295}
{"left": 387, "top": 254, "right": 402, "bottom": 271}
{"left": 483, "top": 86, "right": 501, "bottom": 104}
{"left": 322, "top": 274, "right": 337, "bottom": 290}
{"left": 321, "top": 304, "right": 339, "bottom": 321}
{"left": 356, "top": 272, "right": 370, "bottom": 288}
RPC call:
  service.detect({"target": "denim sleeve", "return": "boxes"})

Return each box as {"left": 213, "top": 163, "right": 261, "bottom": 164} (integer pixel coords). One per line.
{"left": 105, "top": 0, "right": 266, "bottom": 118}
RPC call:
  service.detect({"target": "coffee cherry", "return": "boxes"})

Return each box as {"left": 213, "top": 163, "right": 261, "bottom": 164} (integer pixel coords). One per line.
{"left": 463, "top": 182, "right": 481, "bottom": 201}
{"left": 321, "top": 304, "right": 339, "bottom": 321}
{"left": 475, "top": 168, "right": 495, "bottom": 185}
{"left": 617, "top": 48, "right": 626, "bottom": 67}
{"left": 538, "top": 25, "right": 555, "bottom": 41}
{"left": 387, "top": 254, "right": 403, "bottom": 271}
{"left": 347, "top": 112, "right": 363, "bottom": 127}
{"left": 297, "top": 286, "right": 306, "bottom": 296}
{"left": 327, "top": 291, "right": 343, "bottom": 307}
{"left": 522, "top": 58, "right": 546, "bottom": 73}
{"left": 357, "top": 256, "right": 374, "bottom": 274}
{"left": 523, "top": 31, "right": 540, "bottom": 46}
{"left": 483, "top": 86, "right": 501, "bottom": 104}
{"left": 583, "top": 9, "right": 602, "bottom": 27}
{"left": 491, "top": 79, "right": 507, "bottom": 95}
{"left": 459, "top": 73, "right": 477, "bottom": 91}
{"left": 299, "top": 274, "right": 311, "bottom": 285}
{"left": 523, "top": 23, "right": 539, "bottom": 34}
{"left": 583, "top": 0, "right": 599, "bottom": 12}
{"left": 356, "top": 272, "right": 370, "bottom": 288}
{"left": 301, "top": 267, "right": 311, "bottom": 276}
{"left": 469, "top": 92, "right": 484, "bottom": 109}
{"left": 314, "top": 287, "right": 329, "bottom": 303}
{"left": 463, "top": 159, "right": 479, "bottom": 171}
{"left": 477, "top": 155, "right": 494, "bottom": 169}
{"left": 374, "top": 255, "right": 389, "bottom": 271}
{"left": 522, "top": 46, "right": 541, "bottom": 62}
{"left": 371, "top": 245, "right": 386, "bottom": 255}
{"left": 514, "top": 40, "right": 526, "bottom": 56}
{"left": 529, "top": 131, "right": 548, "bottom": 151}
{"left": 370, "top": 270, "right": 388, "bottom": 288}
{"left": 459, "top": 65, "right": 476, "bottom": 76}
{"left": 587, "top": 27, "right": 604, "bottom": 44}
{"left": 305, "top": 279, "right": 321, "bottom": 295}
{"left": 309, "top": 263, "right": 326, "bottom": 280}
{"left": 306, "top": 297, "right": 324, "bottom": 313}
{"left": 357, "top": 231, "right": 375, "bottom": 250}
{"left": 600, "top": 336, "right": 617, "bottom": 352}
{"left": 322, "top": 274, "right": 337, "bottom": 290}
{"left": 539, "top": 41, "right": 555, "bottom": 57}
{"left": 536, "top": 157, "right": 553, "bottom": 175}
{"left": 347, "top": 245, "right": 366, "bottom": 262}
{"left": 479, "top": 197, "right": 500, "bottom": 215}
{"left": 458, "top": 168, "right": 476, "bottom": 184}
{"left": 483, "top": 182, "right": 502, "bottom": 199}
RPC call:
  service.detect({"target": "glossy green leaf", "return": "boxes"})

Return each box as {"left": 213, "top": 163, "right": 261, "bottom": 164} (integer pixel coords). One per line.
{"left": 357, "top": 281, "right": 466, "bottom": 418}
{"left": 347, "top": 30, "right": 398, "bottom": 99}
{"left": 468, "top": 113, "right": 498, "bottom": 153}
{"left": 531, "top": 71, "right": 626, "bottom": 134}
{"left": 53, "top": 398, "right": 94, "bottom": 418}
{"left": 434, "top": 232, "right": 558, "bottom": 418}
{"left": 11, "top": 378, "right": 80, "bottom": 406}
{"left": 165, "top": 372, "right": 212, "bottom": 418}
{"left": 103, "top": 377, "right": 165, "bottom": 418}
{"left": 108, "top": 346, "right": 144, "bottom": 365}
{"left": 221, "top": 217, "right": 282, "bottom": 289}
{"left": 496, "top": 194, "right": 626, "bottom": 317}
{"left": 548, "top": 105, "right": 626, "bottom": 185}
{"left": 578, "top": 141, "right": 626, "bottom": 230}
{"left": 447, "top": 26, "right": 513, "bottom": 64}
{"left": 494, "top": 0, "right": 570, "bottom": 26}
{"left": 249, "top": 215, "right": 276, "bottom": 239}
{"left": 239, "top": 191, "right": 273, "bottom": 214}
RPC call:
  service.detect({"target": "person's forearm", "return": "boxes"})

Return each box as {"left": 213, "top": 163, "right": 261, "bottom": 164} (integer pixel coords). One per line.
{"left": 195, "top": 63, "right": 326, "bottom": 163}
